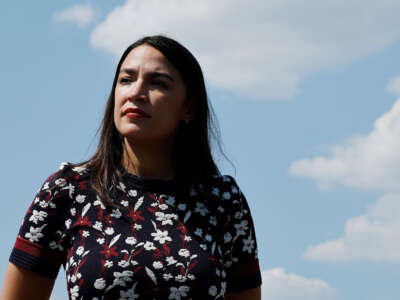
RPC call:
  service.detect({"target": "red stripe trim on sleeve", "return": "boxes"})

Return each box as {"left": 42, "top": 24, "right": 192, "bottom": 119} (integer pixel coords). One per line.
{"left": 14, "top": 236, "right": 63, "bottom": 265}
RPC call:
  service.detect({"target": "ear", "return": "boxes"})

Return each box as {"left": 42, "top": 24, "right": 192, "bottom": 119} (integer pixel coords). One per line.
{"left": 182, "top": 98, "right": 196, "bottom": 121}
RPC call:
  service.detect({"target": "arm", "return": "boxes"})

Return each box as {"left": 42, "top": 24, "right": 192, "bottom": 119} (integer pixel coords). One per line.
{"left": 0, "top": 262, "right": 55, "bottom": 300}
{"left": 225, "top": 286, "right": 261, "bottom": 300}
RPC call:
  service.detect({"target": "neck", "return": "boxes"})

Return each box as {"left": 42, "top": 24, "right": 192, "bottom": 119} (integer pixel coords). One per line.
{"left": 122, "top": 137, "right": 175, "bottom": 180}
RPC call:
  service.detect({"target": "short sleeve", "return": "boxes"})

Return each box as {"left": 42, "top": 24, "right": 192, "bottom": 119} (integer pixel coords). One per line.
{"left": 222, "top": 176, "right": 262, "bottom": 293}
{"left": 9, "top": 162, "right": 73, "bottom": 278}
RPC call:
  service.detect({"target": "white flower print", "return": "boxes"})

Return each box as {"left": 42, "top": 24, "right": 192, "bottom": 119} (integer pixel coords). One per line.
{"left": 70, "top": 208, "right": 76, "bottom": 216}
{"left": 55, "top": 178, "right": 67, "bottom": 187}
{"left": 153, "top": 261, "right": 163, "bottom": 269}
{"left": 70, "top": 285, "right": 79, "bottom": 300}
{"left": 169, "top": 286, "right": 189, "bottom": 300}
{"left": 49, "top": 241, "right": 57, "bottom": 249}
{"left": 215, "top": 268, "right": 221, "bottom": 277}
{"left": 222, "top": 192, "right": 231, "bottom": 200}
{"left": 119, "top": 282, "right": 139, "bottom": 300}
{"left": 65, "top": 219, "right": 71, "bottom": 229}
{"left": 94, "top": 197, "right": 106, "bottom": 209}
{"left": 42, "top": 182, "right": 50, "bottom": 190}
{"left": 121, "top": 200, "right": 129, "bottom": 207}
{"left": 134, "top": 223, "right": 142, "bottom": 231}
{"left": 158, "top": 203, "right": 168, "bottom": 210}
{"left": 96, "top": 238, "right": 105, "bottom": 245}
{"left": 93, "top": 221, "right": 102, "bottom": 231}
{"left": 118, "top": 260, "right": 129, "bottom": 268}
{"left": 209, "top": 216, "right": 217, "bottom": 226}
{"left": 234, "top": 220, "right": 248, "bottom": 237}
{"left": 61, "top": 183, "right": 75, "bottom": 198}
{"left": 76, "top": 246, "right": 84, "bottom": 256}
{"left": 82, "top": 230, "right": 90, "bottom": 237}
{"left": 94, "top": 278, "right": 106, "bottom": 290}
{"left": 166, "top": 256, "right": 177, "bottom": 265}
{"left": 175, "top": 274, "right": 187, "bottom": 282}
{"left": 128, "top": 189, "right": 137, "bottom": 197}
{"left": 212, "top": 187, "right": 220, "bottom": 196}
{"left": 151, "top": 229, "right": 172, "bottom": 244}
{"left": 194, "top": 228, "right": 202, "bottom": 236}
{"left": 190, "top": 187, "right": 197, "bottom": 196}
{"left": 104, "top": 260, "right": 113, "bottom": 268}
{"left": 222, "top": 175, "right": 231, "bottom": 182}
{"left": 221, "top": 281, "right": 227, "bottom": 295}
{"left": 105, "top": 227, "right": 114, "bottom": 235}
{"left": 178, "top": 249, "right": 190, "bottom": 258}
{"left": 59, "top": 161, "right": 69, "bottom": 170}
{"left": 125, "top": 236, "right": 137, "bottom": 245}
{"left": 194, "top": 202, "right": 209, "bottom": 216}
{"left": 234, "top": 211, "right": 244, "bottom": 219}
{"left": 165, "top": 196, "right": 175, "bottom": 206}
{"left": 25, "top": 225, "right": 45, "bottom": 242}
{"left": 118, "top": 182, "right": 126, "bottom": 192}
{"left": 75, "top": 194, "right": 86, "bottom": 203}
{"left": 208, "top": 285, "right": 218, "bottom": 296}
{"left": 177, "top": 203, "right": 186, "bottom": 211}
{"left": 155, "top": 212, "right": 177, "bottom": 226}
{"left": 131, "top": 260, "right": 138, "bottom": 266}
{"left": 113, "top": 271, "right": 133, "bottom": 287}
{"left": 70, "top": 274, "right": 77, "bottom": 283}
{"left": 231, "top": 185, "right": 239, "bottom": 193}
{"left": 163, "top": 273, "right": 173, "bottom": 281}
{"left": 111, "top": 209, "right": 122, "bottom": 218}
{"left": 39, "top": 200, "right": 48, "bottom": 208}
{"left": 72, "top": 165, "right": 87, "bottom": 174}
{"left": 217, "top": 205, "right": 224, "bottom": 213}
{"left": 144, "top": 241, "right": 156, "bottom": 251}
{"left": 242, "top": 235, "right": 255, "bottom": 253}
{"left": 184, "top": 235, "right": 192, "bottom": 242}
{"left": 187, "top": 274, "right": 195, "bottom": 280}
{"left": 29, "top": 210, "right": 47, "bottom": 224}
{"left": 205, "top": 234, "right": 212, "bottom": 242}
{"left": 224, "top": 232, "right": 232, "bottom": 243}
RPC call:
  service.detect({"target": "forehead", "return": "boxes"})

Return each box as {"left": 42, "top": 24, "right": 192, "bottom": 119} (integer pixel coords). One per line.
{"left": 120, "top": 45, "right": 174, "bottom": 72}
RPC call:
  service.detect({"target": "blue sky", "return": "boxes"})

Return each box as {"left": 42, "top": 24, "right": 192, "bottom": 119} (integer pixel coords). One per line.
{"left": 1, "top": 1, "right": 400, "bottom": 299}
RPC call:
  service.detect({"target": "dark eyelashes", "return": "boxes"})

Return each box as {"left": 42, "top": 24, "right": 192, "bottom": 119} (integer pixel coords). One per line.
{"left": 118, "top": 77, "right": 168, "bottom": 88}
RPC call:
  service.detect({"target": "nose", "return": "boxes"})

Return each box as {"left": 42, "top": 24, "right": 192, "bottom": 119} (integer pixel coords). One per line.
{"left": 126, "top": 78, "right": 147, "bottom": 102}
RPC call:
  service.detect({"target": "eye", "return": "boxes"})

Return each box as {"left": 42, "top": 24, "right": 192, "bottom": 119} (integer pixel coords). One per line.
{"left": 119, "top": 77, "right": 132, "bottom": 84}
{"left": 151, "top": 80, "right": 168, "bottom": 89}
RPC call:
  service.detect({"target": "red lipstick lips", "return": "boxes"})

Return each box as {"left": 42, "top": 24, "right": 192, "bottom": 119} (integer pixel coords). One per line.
{"left": 123, "top": 107, "right": 151, "bottom": 118}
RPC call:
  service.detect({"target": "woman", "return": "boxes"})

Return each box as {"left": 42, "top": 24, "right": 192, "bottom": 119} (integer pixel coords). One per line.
{"left": 1, "top": 35, "right": 262, "bottom": 300}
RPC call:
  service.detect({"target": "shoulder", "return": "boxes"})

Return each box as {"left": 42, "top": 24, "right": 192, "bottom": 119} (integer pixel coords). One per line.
{"left": 209, "top": 174, "right": 241, "bottom": 198}
{"left": 199, "top": 174, "right": 244, "bottom": 213}
{"left": 36, "top": 161, "right": 91, "bottom": 201}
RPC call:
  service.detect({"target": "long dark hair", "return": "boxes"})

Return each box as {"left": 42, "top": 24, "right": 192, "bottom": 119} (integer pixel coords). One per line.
{"left": 68, "top": 35, "right": 234, "bottom": 207}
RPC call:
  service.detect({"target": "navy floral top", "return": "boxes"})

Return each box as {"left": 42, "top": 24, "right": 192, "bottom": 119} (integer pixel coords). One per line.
{"left": 9, "top": 162, "right": 262, "bottom": 299}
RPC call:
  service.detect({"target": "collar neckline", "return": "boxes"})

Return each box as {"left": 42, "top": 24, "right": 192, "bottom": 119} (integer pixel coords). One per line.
{"left": 119, "top": 165, "right": 180, "bottom": 193}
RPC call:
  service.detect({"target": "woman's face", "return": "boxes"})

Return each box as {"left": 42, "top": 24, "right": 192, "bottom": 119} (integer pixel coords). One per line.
{"left": 114, "top": 44, "right": 191, "bottom": 143}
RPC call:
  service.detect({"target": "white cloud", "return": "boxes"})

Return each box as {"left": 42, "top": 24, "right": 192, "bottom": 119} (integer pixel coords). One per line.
{"left": 288, "top": 98, "right": 400, "bottom": 192}
{"left": 261, "top": 268, "right": 336, "bottom": 300}
{"left": 53, "top": 3, "right": 94, "bottom": 28}
{"left": 304, "top": 193, "right": 400, "bottom": 263}
{"left": 290, "top": 77, "right": 400, "bottom": 263}
{"left": 90, "top": 0, "right": 400, "bottom": 100}
{"left": 387, "top": 76, "right": 400, "bottom": 95}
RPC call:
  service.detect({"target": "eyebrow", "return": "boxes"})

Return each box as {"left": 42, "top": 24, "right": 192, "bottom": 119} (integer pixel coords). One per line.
{"left": 119, "top": 68, "right": 174, "bottom": 82}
